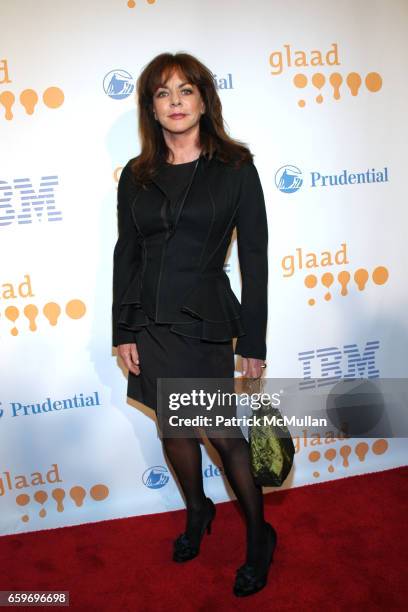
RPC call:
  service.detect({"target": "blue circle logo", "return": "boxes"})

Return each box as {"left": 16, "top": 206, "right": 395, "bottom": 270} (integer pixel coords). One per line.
{"left": 103, "top": 69, "right": 134, "bottom": 100}
{"left": 142, "top": 466, "right": 170, "bottom": 489}
{"left": 275, "top": 165, "right": 303, "bottom": 193}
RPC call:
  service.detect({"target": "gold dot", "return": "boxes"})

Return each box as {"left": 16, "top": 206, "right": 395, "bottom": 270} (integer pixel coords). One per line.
{"left": 372, "top": 439, "right": 388, "bottom": 455}
{"left": 90, "top": 484, "right": 109, "bottom": 501}
{"left": 293, "top": 73, "right": 307, "bottom": 88}
{"left": 372, "top": 266, "right": 389, "bottom": 285}
{"left": 16, "top": 494, "right": 30, "bottom": 506}
{"left": 43, "top": 86, "right": 64, "bottom": 108}
{"left": 365, "top": 72, "right": 382, "bottom": 92}
{"left": 305, "top": 274, "right": 317, "bottom": 288}
{"left": 325, "top": 449, "right": 336, "bottom": 461}
{"left": 66, "top": 299, "right": 86, "bottom": 319}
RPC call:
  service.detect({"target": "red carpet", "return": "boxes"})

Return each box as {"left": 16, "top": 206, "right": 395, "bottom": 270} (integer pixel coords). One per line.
{"left": 1, "top": 466, "right": 407, "bottom": 611}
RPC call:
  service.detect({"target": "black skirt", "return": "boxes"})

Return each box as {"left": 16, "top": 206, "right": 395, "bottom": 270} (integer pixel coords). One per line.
{"left": 127, "top": 316, "right": 235, "bottom": 414}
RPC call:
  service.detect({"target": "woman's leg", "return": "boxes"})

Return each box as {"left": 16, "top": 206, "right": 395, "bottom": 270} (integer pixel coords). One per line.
{"left": 161, "top": 432, "right": 212, "bottom": 547}
{"left": 205, "top": 429, "right": 267, "bottom": 567}
{"left": 161, "top": 435, "right": 206, "bottom": 512}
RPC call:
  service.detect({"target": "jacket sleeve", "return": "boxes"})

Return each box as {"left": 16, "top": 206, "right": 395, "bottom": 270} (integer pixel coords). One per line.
{"left": 233, "top": 161, "right": 268, "bottom": 361}
{"left": 112, "top": 161, "right": 142, "bottom": 347}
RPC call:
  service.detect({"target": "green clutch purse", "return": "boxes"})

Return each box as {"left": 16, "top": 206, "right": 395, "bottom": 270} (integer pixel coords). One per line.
{"left": 247, "top": 377, "right": 295, "bottom": 487}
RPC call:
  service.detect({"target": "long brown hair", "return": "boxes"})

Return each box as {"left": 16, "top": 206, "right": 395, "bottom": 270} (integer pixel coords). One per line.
{"left": 129, "top": 52, "right": 253, "bottom": 186}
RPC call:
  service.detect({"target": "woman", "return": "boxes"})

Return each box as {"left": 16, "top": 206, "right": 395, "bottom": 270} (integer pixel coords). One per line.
{"left": 112, "top": 52, "right": 276, "bottom": 597}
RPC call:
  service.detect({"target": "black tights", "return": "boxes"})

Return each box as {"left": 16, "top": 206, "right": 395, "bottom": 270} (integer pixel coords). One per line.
{"left": 162, "top": 427, "right": 265, "bottom": 564}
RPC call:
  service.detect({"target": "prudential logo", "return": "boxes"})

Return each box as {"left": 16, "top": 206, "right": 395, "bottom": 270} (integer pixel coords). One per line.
{"left": 142, "top": 466, "right": 170, "bottom": 489}
{"left": 275, "top": 165, "right": 303, "bottom": 193}
{"left": 275, "top": 164, "right": 389, "bottom": 193}
{"left": 103, "top": 69, "right": 134, "bottom": 100}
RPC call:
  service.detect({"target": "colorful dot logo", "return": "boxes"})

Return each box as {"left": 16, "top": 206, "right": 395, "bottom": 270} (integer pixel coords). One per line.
{"left": 305, "top": 265, "right": 389, "bottom": 305}
{"left": 0, "top": 86, "right": 64, "bottom": 121}
{"left": 268, "top": 44, "right": 383, "bottom": 107}
{"left": 16, "top": 483, "right": 110, "bottom": 522}
{"left": 308, "top": 438, "right": 388, "bottom": 478}
{"left": 2, "top": 299, "right": 86, "bottom": 336}
{"left": 294, "top": 71, "right": 383, "bottom": 107}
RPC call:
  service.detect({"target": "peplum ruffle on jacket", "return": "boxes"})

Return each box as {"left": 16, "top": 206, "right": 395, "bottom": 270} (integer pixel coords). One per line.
{"left": 117, "top": 269, "right": 246, "bottom": 343}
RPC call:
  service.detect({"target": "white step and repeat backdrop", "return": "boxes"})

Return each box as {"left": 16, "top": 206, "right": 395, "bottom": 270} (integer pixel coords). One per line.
{"left": 1, "top": 0, "right": 407, "bottom": 536}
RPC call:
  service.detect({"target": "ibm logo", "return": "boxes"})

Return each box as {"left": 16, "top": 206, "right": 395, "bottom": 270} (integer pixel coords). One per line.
{"left": 0, "top": 175, "right": 62, "bottom": 226}
{"left": 299, "top": 340, "right": 380, "bottom": 389}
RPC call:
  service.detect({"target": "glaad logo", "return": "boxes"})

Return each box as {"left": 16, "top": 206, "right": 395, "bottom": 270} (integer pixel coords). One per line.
{"left": 275, "top": 165, "right": 303, "bottom": 193}
{"left": 0, "top": 59, "right": 64, "bottom": 121}
{"left": 103, "top": 70, "right": 134, "bottom": 100}
{"left": 275, "top": 164, "right": 389, "bottom": 193}
{"left": 1, "top": 274, "right": 87, "bottom": 338}
{"left": 281, "top": 243, "right": 389, "bottom": 305}
{"left": 268, "top": 43, "right": 383, "bottom": 107}
{"left": 142, "top": 466, "right": 170, "bottom": 489}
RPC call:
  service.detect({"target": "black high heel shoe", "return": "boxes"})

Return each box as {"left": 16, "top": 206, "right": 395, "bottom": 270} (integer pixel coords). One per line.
{"left": 173, "top": 497, "right": 216, "bottom": 562}
{"left": 233, "top": 522, "right": 277, "bottom": 597}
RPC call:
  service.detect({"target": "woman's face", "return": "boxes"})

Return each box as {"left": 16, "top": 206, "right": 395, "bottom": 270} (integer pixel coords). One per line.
{"left": 152, "top": 68, "right": 205, "bottom": 134}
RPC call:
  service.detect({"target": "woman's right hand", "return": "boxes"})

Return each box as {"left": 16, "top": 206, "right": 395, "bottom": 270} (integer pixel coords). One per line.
{"left": 117, "top": 343, "right": 140, "bottom": 376}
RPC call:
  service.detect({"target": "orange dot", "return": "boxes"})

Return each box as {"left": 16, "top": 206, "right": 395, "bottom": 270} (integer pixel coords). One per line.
{"left": 128, "top": 0, "right": 136, "bottom": 6}
{"left": 90, "top": 484, "right": 109, "bottom": 501}
{"left": 16, "top": 494, "right": 30, "bottom": 506}
{"left": 298, "top": 99, "right": 306, "bottom": 108}
{"left": 66, "top": 299, "right": 86, "bottom": 319}
{"left": 5, "top": 305, "right": 19, "bottom": 322}
{"left": 0, "top": 90, "right": 15, "bottom": 120}
{"left": 20, "top": 89, "right": 39, "bottom": 115}
{"left": 355, "top": 442, "right": 369, "bottom": 461}
{"left": 372, "top": 266, "right": 388, "bottom": 285}
{"left": 312, "top": 73, "right": 325, "bottom": 89}
{"left": 34, "top": 490, "right": 48, "bottom": 504}
{"left": 325, "top": 448, "right": 336, "bottom": 461}
{"left": 43, "top": 87, "right": 64, "bottom": 108}
{"left": 305, "top": 274, "right": 317, "bottom": 288}
{"left": 372, "top": 439, "right": 388, "bottom": 455}
{"left": 321, "top": 272, "right": 334, "bottom": 288}
{"left": 43, "top": 302, "right": 61, "bottom": 326}
{"left": 309, "top": 451, "right": 320, "bottom": 462}
{"left": 365, "top": 72, "right": 382, "bottom": 93}
{"left": 308, "top": 298, "right": 315, "bottom": 306}
{"left": 346, "top": 72, "right": 362, "bottom": 96}
{"left": 354, "top": 268, "right": 369, "bottom": 290}
{"left": 293, "top": 73, "right": 307, "bottom": 88}
{"left": 70, "top": 486, "right": 86, "bottom": 507}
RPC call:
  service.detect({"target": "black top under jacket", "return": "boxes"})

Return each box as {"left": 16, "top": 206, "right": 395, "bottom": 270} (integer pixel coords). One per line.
{"left": 112, "top": 151, "right": 268, "bottom": 360}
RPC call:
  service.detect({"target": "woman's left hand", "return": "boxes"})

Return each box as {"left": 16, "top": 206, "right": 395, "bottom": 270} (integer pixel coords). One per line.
{"left": 242, "top": 357, "right": 266, "bottom": 378}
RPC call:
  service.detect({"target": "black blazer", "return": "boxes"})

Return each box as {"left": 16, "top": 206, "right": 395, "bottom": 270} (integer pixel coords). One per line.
{"left": 112, "top": 152, "right": 268, "bottom": 360}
